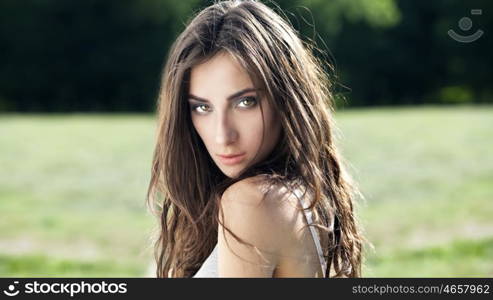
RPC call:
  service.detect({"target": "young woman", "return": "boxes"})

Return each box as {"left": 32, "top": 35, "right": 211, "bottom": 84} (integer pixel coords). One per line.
{"left": 146, "top": 0, "right": 368, "bottom": 278}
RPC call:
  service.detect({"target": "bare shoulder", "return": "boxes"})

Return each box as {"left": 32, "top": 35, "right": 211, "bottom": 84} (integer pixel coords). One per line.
{"left": 220, "top": 174, "right": 300, "bottom": 220}
{"left": 219, "top": 175, "right": 302, "bottom": 251}
{"left": 217, "top": 175, "right": 304, "bottom": 276}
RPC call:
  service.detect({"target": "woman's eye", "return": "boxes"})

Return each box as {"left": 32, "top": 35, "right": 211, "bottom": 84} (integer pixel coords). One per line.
{"left": 191, "top": 104, "right": 210, "bottom": 114}
{"left": 190, "top": 97, "right": 257, "bottom": 114}
{"left": 237, "top": 97, "right": 257, "bottom": 108}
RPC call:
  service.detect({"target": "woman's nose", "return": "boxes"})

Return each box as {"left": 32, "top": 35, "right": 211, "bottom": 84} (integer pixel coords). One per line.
{"left": 214, "top": 112, "right": 238, "bottom": 145}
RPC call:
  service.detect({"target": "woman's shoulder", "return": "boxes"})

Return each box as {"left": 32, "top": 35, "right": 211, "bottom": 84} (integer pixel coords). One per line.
{"left": 219, "top": 174, "right": 307, "bottom": 242}
{"left": 221, "top": 174, "right": 301, "bottom": 211}
{"left": 218, "top": 174, "right": 304, "bottom": 257}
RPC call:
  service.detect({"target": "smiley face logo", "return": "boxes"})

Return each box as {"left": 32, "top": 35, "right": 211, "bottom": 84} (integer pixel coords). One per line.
{"left": 3, "top": 281, "right": 20, "bottom": 297}
{"left": 448, "top": 9, "right": 484, "bottom": 43}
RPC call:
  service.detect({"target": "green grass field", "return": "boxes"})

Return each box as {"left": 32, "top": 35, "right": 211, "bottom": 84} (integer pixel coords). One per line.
{"left": 0, "top": 105, "right": 492, "bottom": 277}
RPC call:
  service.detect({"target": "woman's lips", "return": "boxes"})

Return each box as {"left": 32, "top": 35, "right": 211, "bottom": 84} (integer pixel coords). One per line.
{"left": 216, "top": 153, "right": 246, "bottom": 165}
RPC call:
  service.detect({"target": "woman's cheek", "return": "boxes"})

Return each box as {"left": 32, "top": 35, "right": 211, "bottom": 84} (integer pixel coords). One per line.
{"left": 192, "top": 118, "right": 209, "bottom": 145}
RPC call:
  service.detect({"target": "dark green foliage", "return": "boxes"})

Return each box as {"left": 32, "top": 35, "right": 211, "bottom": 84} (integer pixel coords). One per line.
{"left": 0, "top": 0, "right": 491, "bottom": 112}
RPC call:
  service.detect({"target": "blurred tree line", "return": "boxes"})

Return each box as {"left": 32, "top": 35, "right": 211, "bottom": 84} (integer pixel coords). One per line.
{"left": 0, "top": 0, "right": 491, "bottom": 112}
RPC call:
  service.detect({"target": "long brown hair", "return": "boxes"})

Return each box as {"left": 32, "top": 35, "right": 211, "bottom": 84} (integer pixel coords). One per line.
{"left": 146, "top": 0, "right": 369, "bottom": 277}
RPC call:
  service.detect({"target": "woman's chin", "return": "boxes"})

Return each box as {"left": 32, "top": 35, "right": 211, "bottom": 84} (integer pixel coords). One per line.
{"left": 220, "top": 168, "right": 241, "bottom": 179}
{"left": 217, "top": 164, "right": 247, "bottom": 179}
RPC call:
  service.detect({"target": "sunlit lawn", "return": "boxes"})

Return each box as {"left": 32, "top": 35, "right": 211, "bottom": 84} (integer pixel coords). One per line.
{"left": 0, "top": 105, "right": 492, "bottom": 277}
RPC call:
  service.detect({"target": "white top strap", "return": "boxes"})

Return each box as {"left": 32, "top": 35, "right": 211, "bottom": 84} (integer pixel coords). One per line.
{"left": 294, "top": 188, "right": 327, "bottom": 277}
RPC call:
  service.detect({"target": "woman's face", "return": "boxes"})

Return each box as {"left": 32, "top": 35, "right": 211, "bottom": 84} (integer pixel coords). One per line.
{"left": 188, "top": 52, "right": 282, "bottom": 179}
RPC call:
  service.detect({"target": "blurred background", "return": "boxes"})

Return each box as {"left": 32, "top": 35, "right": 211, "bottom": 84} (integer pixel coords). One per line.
{"left": 0, "top": 0, "right": 491, "bottom": 277}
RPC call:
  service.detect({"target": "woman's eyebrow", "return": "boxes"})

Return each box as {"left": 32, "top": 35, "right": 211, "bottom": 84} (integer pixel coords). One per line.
{"left": 188, "top": 87, "right": 258, "bottom": 103}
